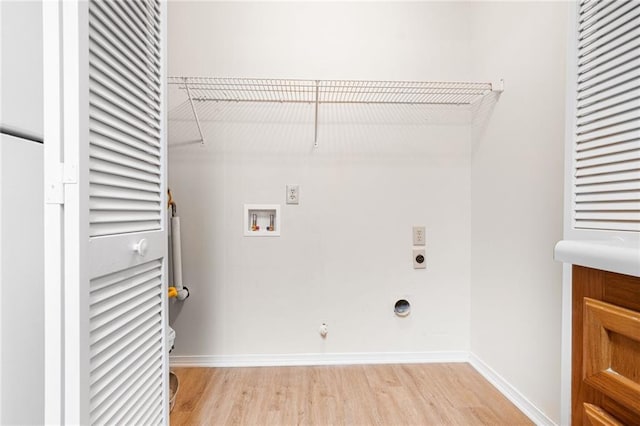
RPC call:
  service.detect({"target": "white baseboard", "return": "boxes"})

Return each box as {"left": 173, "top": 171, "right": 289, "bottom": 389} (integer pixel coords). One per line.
{"left": 170, "top": 350, "right": 469, "bottom": 368}
{"left": 469, "top": 353, "right": 556, "bottom": 426}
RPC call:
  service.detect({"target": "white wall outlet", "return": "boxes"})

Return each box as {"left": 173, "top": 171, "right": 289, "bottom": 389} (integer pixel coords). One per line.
{"left": 413, "top": 248, "right": 426, "bottom": 269}
{"left": 286, "top": 184, "right": 299, "bottom": 205}
{"left": 413, "top": 226, "right": 425, "bottom": 245}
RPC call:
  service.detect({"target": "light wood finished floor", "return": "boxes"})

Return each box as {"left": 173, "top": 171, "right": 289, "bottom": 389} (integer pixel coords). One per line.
{"left": 170, "top": 363, "right": 532, "bottom": 425}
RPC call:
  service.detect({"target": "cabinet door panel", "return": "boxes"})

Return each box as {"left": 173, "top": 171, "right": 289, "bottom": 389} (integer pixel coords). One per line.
{"left": 604, "top": 272, "right": 640, "bottom": 313}
{"left": 572, "top": 267, "right": 640, "bottom": 425}
{"left": 583, "top": 298, "right": 640, "bottom": 415}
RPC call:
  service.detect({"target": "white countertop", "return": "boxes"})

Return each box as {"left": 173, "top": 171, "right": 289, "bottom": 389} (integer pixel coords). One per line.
{"left": 554, "top": 239, "right": 640, "bottom": 278}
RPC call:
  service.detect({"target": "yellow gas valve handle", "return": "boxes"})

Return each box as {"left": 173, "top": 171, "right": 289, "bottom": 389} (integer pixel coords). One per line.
{"left": 168, "top": 287, "right": 178, "bottom": 298}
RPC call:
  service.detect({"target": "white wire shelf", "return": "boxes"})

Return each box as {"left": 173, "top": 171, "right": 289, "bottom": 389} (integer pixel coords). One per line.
{"left": 169, "top": 77, "right": 503, "bottom": 146}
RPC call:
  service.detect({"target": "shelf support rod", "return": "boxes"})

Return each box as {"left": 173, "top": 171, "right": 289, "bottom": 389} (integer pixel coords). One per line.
{"left": 492, "top": 78, "right": 505, "bottom": 93}
{"left": 314, "top": 80, "right": 319, "bottom": 148}
{"left": 184, "top": 77, "right": 206, "bottom": 145}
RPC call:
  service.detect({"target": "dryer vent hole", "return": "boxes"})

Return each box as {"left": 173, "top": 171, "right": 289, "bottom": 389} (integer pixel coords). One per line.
{"left": 394, "top": 299, "right": 411, "bottom": 317}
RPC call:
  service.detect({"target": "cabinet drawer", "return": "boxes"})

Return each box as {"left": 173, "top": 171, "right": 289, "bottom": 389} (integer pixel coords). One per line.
{"left": 583, "top": 298, "right": 640, "bottom": 416}
{"left": 584, "top": 403, "right": 623, "bottom": 426}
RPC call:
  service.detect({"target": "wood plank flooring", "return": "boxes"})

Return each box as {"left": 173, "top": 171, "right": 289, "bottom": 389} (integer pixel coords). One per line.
{"left": 170, "top": 363, "right": 532, "bottom": 425}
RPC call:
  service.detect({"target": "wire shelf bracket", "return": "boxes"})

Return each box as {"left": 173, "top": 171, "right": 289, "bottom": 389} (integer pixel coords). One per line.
{"left": 169, "top": 77, "right": 504, "bottom": 147}
{"left": 314, "top": 80, "right": 320, "bottom": 147}
{"left": 183, "top": 77, "right": 206, "bottom": 145}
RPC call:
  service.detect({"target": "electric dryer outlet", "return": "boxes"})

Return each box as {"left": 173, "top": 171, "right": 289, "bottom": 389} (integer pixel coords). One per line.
{"left": 413, "top": 248, "right": 426, "bottom": 269}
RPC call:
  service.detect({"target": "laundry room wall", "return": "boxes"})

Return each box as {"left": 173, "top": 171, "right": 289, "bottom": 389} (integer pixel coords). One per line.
{"left": 167, "top": 2, "right": 477, "bottom": 362}
{"left": 468, "top": 2, "right": 567, "bottom": 423}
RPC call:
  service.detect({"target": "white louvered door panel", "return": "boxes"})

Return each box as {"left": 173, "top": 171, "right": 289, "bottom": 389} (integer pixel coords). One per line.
{"left": 89, "top": 0, "right": 162, "bottom": 237}
{"left": 89, "top": 260, "right": 164, "bottom": 425}
{"left": 86, "top": 0, "right": 167, "bottom": 424}
{"left": 573, "top": 0, "right": 640, "bottom": 232}
{"left": 44, "top": 1, "right": 167, "bottom": 423}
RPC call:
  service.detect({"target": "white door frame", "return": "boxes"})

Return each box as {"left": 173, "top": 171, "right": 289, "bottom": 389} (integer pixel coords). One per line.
{"left": 43, "top": 1, "right": 89, "bottom": 422}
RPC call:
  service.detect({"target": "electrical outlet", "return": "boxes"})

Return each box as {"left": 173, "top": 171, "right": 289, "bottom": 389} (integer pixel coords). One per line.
{"left": 413, "top": 248, "right": 426, "bottom": 269}
{"left": 413, "top": 226, "right": 425, "bottom": 245}
{"left": 286, "top": 184, "right": 299, "bottom": 205}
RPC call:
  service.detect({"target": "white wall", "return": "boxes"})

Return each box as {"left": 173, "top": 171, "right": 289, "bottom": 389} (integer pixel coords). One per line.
{"left": 167, "top": 2, "right": 567, "bottom": 423}
{"left": 468, "top": 2, "right": 567, "bottom": 424}
{"left": 168, "top": 2, "right": 476, "bottom": 360}
{"left": 168, "top": 2, "right": 474, "bottom": 82}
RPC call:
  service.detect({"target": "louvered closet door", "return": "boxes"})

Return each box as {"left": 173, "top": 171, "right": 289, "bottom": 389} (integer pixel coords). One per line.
{"left": 87, "top": 0, "right": 167, "bottom": 424}
{"left": 574, "top": 0, "right": 640, "bottom": 231}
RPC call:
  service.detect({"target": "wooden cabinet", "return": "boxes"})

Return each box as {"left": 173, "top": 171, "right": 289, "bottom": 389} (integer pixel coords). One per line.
{"left": 572, "top": 266, "right": 640, "bottom": 425}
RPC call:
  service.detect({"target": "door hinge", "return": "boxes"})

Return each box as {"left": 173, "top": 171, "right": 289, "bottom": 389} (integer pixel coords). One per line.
{"left": 45, "top": 163, "right": 78, "bottom": 205}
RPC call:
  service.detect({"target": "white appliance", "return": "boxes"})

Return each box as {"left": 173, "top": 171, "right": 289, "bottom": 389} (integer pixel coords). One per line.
{"left": 0, "top": 1, "right": 45, "bottom": 424}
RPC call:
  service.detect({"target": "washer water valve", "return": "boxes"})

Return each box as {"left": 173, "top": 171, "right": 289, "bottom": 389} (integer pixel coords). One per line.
{"left": 251, "top": 213, "right": 260, "bottom": 231}
{"left": 319, "top": 323, "right": 328, "bottom": 338}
